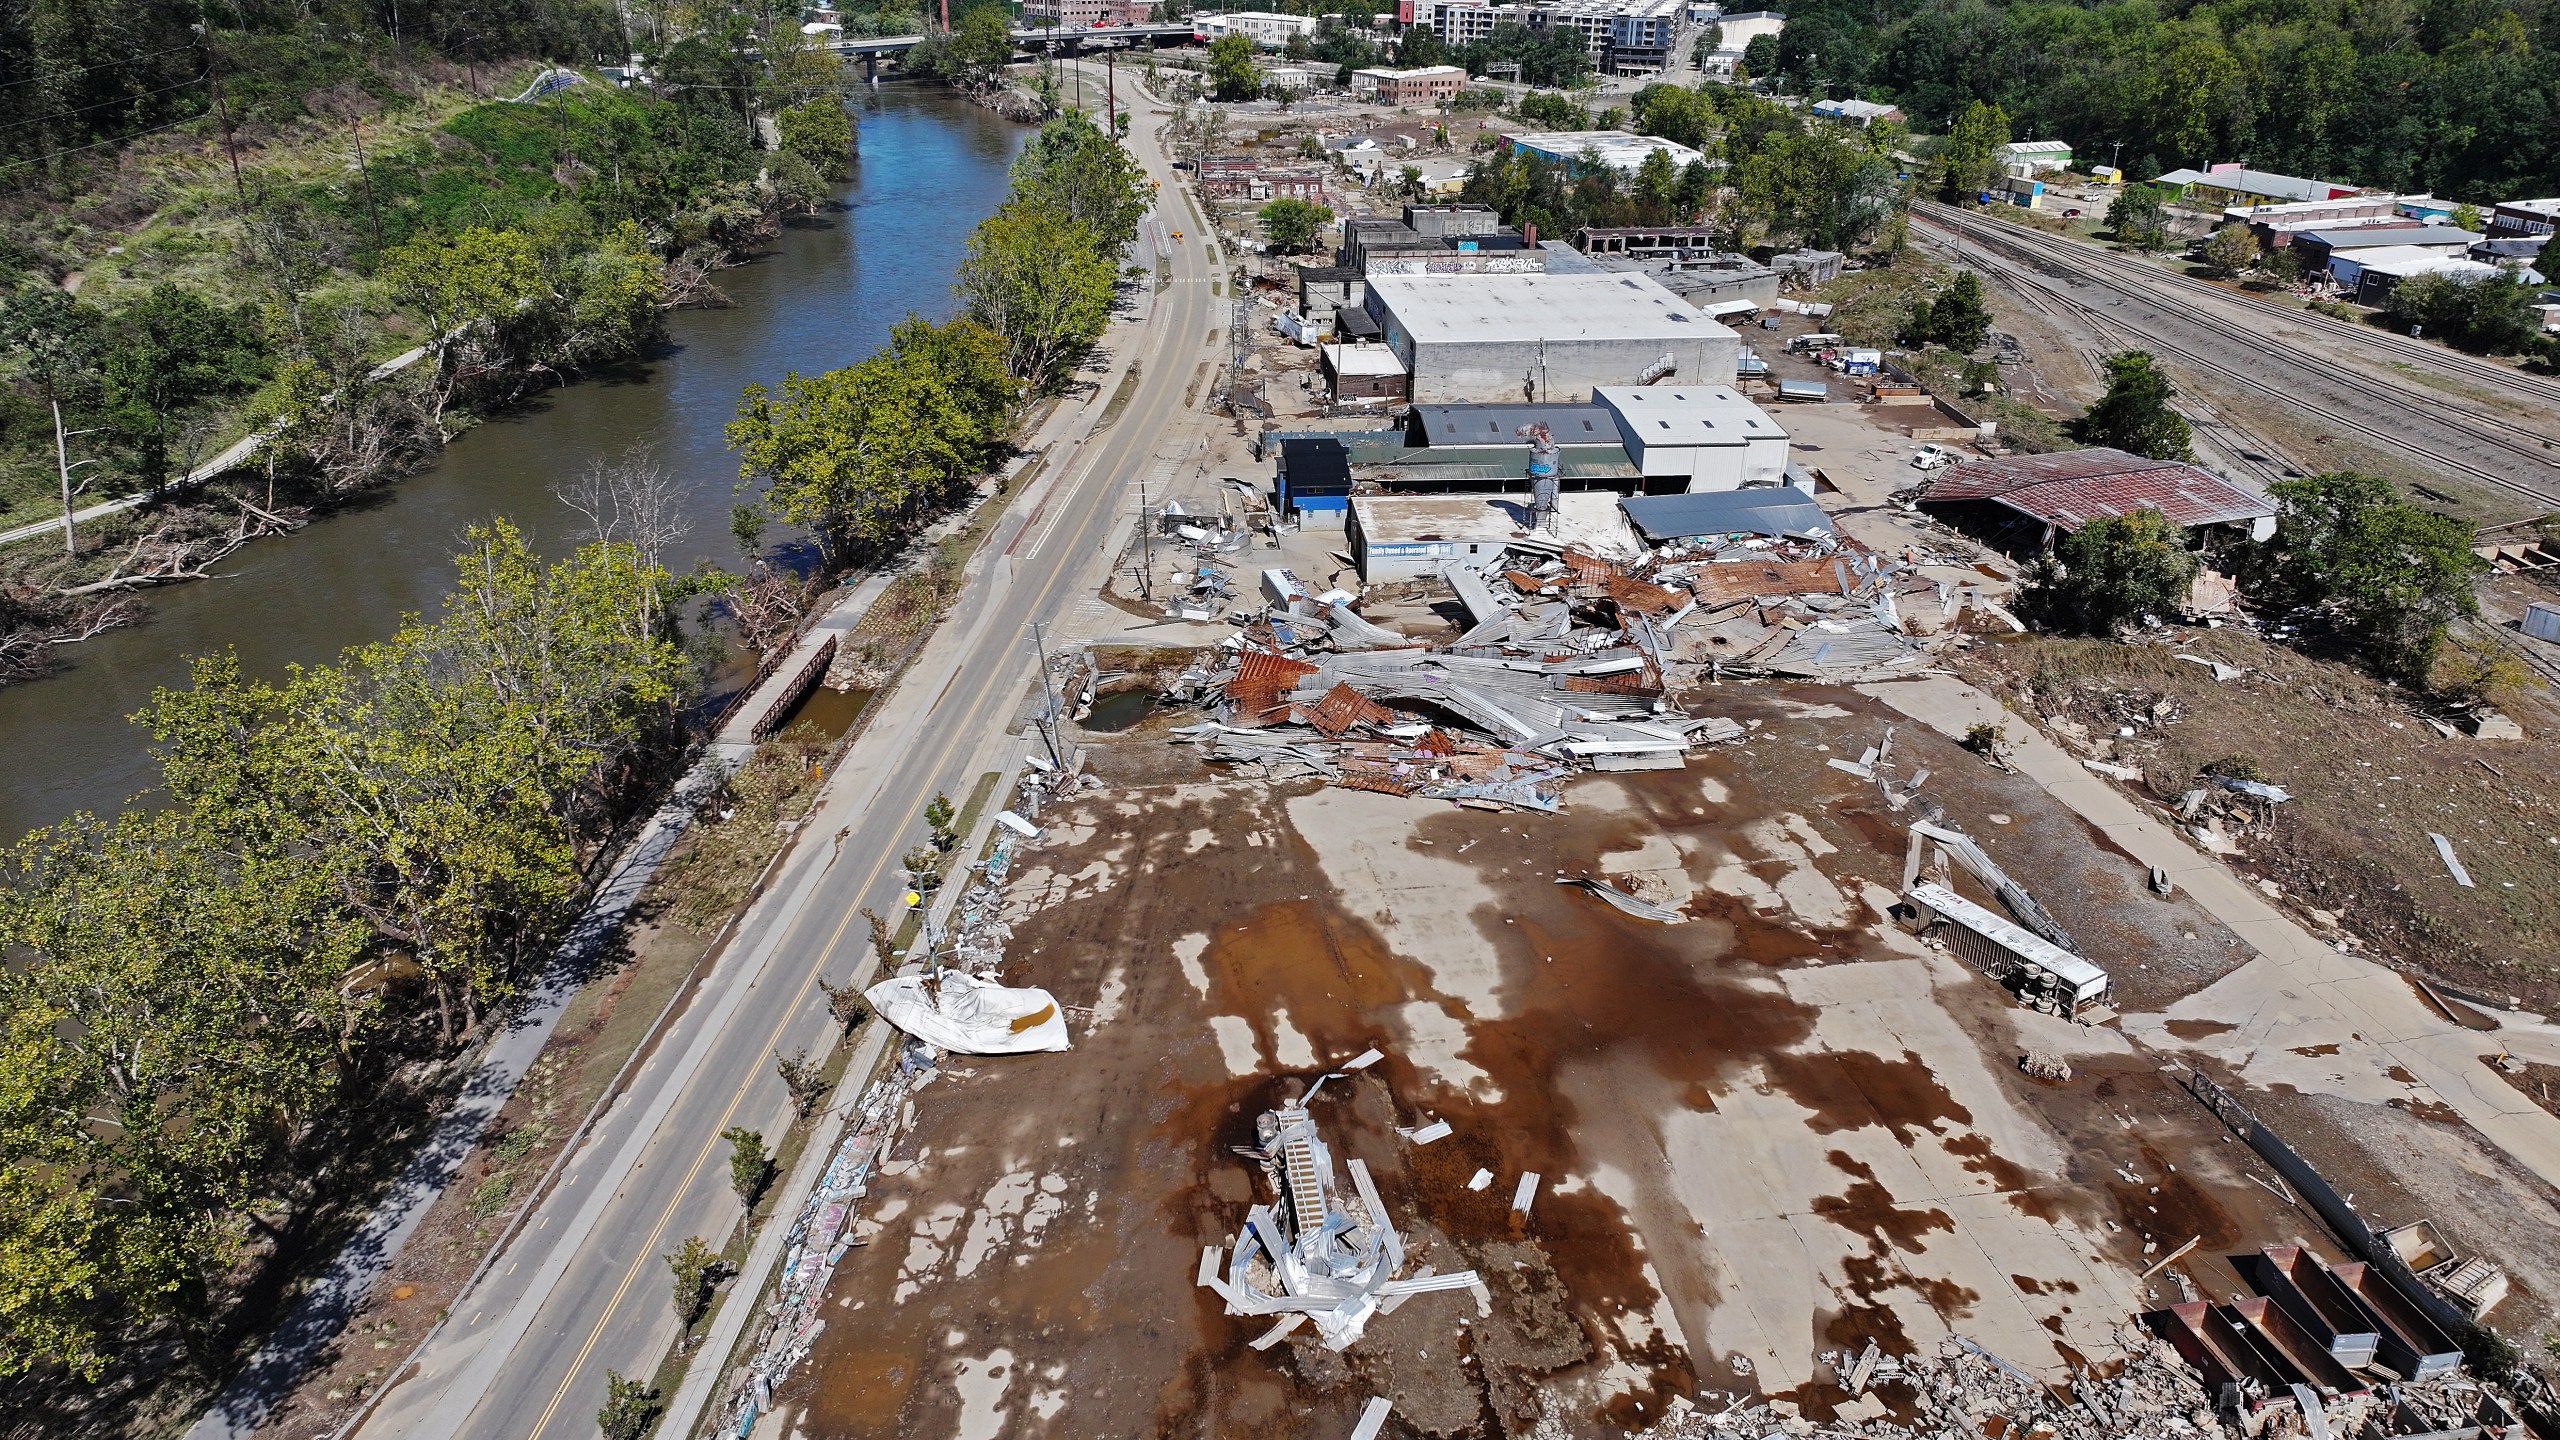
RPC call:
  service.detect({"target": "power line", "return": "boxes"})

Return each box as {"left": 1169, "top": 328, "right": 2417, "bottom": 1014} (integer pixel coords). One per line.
{"left": 0, "top": 110, "right": 218, "bottom": 178}
{"left": 0, "top": 41, "right": 205, "bottom": 94}
{"left": 0, "top": 69, "right": 211, "bottom": 136}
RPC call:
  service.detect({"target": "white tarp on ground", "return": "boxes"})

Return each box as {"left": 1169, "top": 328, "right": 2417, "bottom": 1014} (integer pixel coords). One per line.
{"left": 865, "top": 969, "right": 1072, "bottom": 1054}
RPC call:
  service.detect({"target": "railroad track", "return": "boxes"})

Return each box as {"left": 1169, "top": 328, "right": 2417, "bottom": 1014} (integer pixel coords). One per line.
{"left": 1921, "top": 202, "right": 2560, "bottom": 420}
{"left": 1916, "top": 204, "right": 2560, "bottom": 514}
{"left": 1981, "top": 244, "right": 2294, "bottom": 490}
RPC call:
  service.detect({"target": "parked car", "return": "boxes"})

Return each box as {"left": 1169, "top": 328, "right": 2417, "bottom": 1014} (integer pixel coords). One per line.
{"left": 1910, "top": 443, "right": 1962, "bottom": 471}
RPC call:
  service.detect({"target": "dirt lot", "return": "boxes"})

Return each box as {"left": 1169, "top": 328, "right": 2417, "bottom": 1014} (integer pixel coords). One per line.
{"left": 1948, "top": 629, "right": 2560, "bottom": 1010}
{"left": 776, "top": 684, "right": 2390, "bottom": 1439}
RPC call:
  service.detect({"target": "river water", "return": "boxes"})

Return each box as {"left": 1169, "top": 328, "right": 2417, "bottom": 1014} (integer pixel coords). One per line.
{"left": 0, "top": 85, "right": 1027, "bottom": 841}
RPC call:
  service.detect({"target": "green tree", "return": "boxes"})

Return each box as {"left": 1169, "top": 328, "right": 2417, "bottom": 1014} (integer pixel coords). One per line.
{"left": 1010, "top": 112, "right": 1154, "bottom": 255}
{"left": 2245, "top": 472, "right": 2487, "bottom": 684}
{"left": 1740, "top": 33, "right": 1778, "bottom": 78}
{"left": 381, "top": 226, "right": 546, "bottom": 425}
{"left": 1737, "top": 129, "right": 1902, "bottom": 250}
{"left": 0, "top": 286, "right": 108, "bottom": 554}
{"left": 667, "top": 1235, "right": 724, "bottom": 1328}
{"left": 1903, "top": 269, "right": 1992, "bottom": 350}
{"left": 1518, "top": 90, "right": 1586, "bottom": 131}
{"left": 100, "top": 284, "right": 267, "bottom": 496}
{"left": 2016, "top": 508, "right": 2199, "bottom": 634}
{"left": 778, "top": 97, "right": 856, "bottom": 180}
{"left": 2201, "top": 222, "right": 2258, "bottom": 278}
{"left": 925, "top": 790, "right": 959, "bottom": 849}
{"left": 597, "top": 1370, "right": 662, "bottom": 1440}
{"left": 1935, "top": 100, "right": 2009, "bottom": 202}
{"left": 1257, "top": 197, "right": 1335, "bottom": 254}
{"left": 950, "top": 4, "right": 1018, "bottom": 87}
{"left": 955, "top": 197, "right": 1118, "bottom": 393}
{"left": 724, "top": 1126, "right": 771, "bottom": 1205}
{"left": 2107, "top": 187, "right": 2170, "bottom": 252}
{"left": 2073, "top": 351, "right": 2191, "bottom": 460}
{"left": 2450, "top": 203, "right": 2484, "bottom": 234}
{"left": 729, "top": 317, "right": 1018, "bottom": 559}
{"left": 1396, "top": 25, "right": 1445, "bottom": 68}
{"left": 1208, "top": 34, "right": 1262, "bottom": 100}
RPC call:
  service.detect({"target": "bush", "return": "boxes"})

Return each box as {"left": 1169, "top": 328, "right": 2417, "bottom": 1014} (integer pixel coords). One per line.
{"left": 2015, "top": 508, "right": 2198, "bottom": 635}
{"left": 2384, "top": 271, "right": 2544, "bottom": 354}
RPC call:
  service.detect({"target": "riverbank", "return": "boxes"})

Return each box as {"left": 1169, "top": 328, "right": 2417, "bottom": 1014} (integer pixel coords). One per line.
{"left": 0, "top": 85, "right": 1030, "bottom": 842}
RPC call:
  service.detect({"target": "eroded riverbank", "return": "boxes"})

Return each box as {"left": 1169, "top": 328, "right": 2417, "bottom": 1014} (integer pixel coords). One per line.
{"left": 0, "top": 84, "right": 1026, "bottom": 841}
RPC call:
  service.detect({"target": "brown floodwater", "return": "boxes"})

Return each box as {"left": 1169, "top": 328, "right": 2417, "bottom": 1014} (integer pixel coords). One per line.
{"left": 0, "top": 84, "right": 1026, "bottom": 840}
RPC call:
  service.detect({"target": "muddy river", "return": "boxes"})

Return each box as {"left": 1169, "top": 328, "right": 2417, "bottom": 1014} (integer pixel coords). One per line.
{"left": 0, "top": 84, "right": 1026, "bottom": 840}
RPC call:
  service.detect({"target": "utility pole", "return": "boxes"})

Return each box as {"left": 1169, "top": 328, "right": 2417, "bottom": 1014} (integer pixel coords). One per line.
{"left": 192, "top": 23, "right": 246, "bottom": 209}
{"left": 53, "top": 407, "right": 104, "bottom": 556}
{"left": 1107, "top": 48, "right": 1116, "bottom": 134}
{"left": 350, "top": 116, "right": 385, "bottom": 267}
{"left": 1137, "top": 473, "right": 1155, "bottom": 602}
{"left": 1026, "top": 622, "right": 1066, "bottom": 770}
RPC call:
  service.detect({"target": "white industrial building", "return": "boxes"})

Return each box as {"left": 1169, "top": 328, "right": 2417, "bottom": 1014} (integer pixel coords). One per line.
{"left": 1592, "top": 384, "right": 1789, "bottom": 490}
{"left": 1363, "top": 271, "right": 1742, "bottom": 404}
{"left": 1347, "top": 494, "right": 1642, "bottom": 582}
{"left": 1198, "top": 9, "right": 1317, "bottom": 47}
{"left": 1503, "top": 129, "right": 1707, "bottom": 176}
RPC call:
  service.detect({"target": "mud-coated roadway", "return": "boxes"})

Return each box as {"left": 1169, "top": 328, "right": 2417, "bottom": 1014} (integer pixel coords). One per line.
{"left": 350, "top": 86, "right": 1223, "bottom": 1440}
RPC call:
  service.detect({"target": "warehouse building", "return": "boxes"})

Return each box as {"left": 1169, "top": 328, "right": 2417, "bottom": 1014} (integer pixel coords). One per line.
{"left": 1363, "top": 271, "right": 1741, "bottom": 403}
{"left": 1592, "top": 385, "right": 1789, "bottom": 491}
{"left": 2295, "top": 225, "right": 2482, "bottom": 277}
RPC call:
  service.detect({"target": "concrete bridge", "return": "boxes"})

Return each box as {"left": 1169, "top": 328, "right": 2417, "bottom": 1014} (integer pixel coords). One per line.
{"left": 823, "top": 22, "right": 1199, "bottom": 78}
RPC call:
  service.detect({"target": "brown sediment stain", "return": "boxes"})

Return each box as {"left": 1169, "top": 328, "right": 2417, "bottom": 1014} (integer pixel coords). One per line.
{"left": 1763, "top": 1047, "right": 1973, "bottom": 1144}
{"left": 2106, "top": 1141, "right": 2241, "bottom": 1252}
{"left": 1161, "top": 797, "right": 1831, "bottom": 1426}
{"left": 1813, "top": 1178, "right": 1956, "bottom": 1255}
{"left": 2165, "top": 1019, "right": 2239, "bottom": 1040}
{"left": 1939, "top": 1132, "right": 2070, "bottom": 1224}
{"left": 2399, "top": 1098, "right": 2464, "bottom": 1125}
{"left": 2386, "top": 1065, "right": 2419, "bottom": 1084}
{"left": 2290, "top": 1043, "right": 2341, "bottom": 1057}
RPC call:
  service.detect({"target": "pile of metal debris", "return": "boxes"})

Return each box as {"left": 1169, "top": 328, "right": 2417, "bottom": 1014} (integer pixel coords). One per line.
{"left": 1197, "top": 1074, "right": 1487, "bottom": 1352}
{"left": 1166, "top": 547, "right": 1757, "bottom": 810}
{"left": 1627, "top": 1325, "right": 2537, "bottom": 1439}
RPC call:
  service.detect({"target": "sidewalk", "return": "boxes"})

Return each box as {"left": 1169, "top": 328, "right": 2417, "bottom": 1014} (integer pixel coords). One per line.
{"left": 1862, "top": 676, "right": 2560, "bottom": 1190}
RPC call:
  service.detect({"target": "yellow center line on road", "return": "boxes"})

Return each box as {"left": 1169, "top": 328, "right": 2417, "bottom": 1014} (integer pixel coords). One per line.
{"left": 517, "top": 273, "right": 1201, "bottom": 1440}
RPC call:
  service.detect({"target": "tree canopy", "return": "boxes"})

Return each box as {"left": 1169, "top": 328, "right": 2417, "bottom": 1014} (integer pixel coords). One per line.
{"left": 2243, "top": 471, "right": 2487, "bottom": 684}
{"left": 2073, "top": 351, "right": 2192, "bottom": 461}
{"left": 1258, "top": 198, "right": 1335, "bottom": 255}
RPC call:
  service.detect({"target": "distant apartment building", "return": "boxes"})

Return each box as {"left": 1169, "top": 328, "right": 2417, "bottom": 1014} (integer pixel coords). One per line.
{"left": 1403, "top": 0, "right": 1688, "bottom": 74}
{"left": 1198, "top": 9, "right": 1318, "bottom": 47}
{"left": 1021, "top": 0, "right": 1152, "bottom": 25}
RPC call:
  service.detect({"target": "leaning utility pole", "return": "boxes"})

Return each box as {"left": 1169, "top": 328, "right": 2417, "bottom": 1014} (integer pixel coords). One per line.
{"left": 1026, "top": 622, "right": 1066, "bottom": 769}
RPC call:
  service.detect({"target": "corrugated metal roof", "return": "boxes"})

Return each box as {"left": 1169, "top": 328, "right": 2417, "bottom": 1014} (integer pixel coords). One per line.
{"left": 1919, "top": 448, "right": 2275, "bottom": 531}
{"left": 1411, "top": 404, "right": 1619, "bottom": 446}
{"left": 1619, "top": 489, "right": 1833, "bottom": 541}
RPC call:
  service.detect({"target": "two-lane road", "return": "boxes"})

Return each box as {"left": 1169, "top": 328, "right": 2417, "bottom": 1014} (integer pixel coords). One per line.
{"left": 355, "top": 88, "right": 1219, "bottom": 1440}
